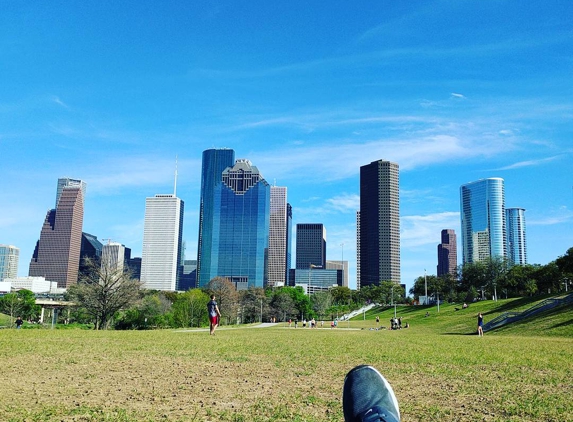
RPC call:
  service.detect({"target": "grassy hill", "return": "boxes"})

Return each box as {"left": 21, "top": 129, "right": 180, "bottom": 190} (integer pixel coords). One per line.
{"left": 352, "top": 293, "right": 573, "bottom": 337}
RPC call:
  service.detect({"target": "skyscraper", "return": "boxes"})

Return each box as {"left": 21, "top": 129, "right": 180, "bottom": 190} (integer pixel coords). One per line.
{"left": 356, "top": 211, "right": 361, "bottom": 289}
{"left": 29, "top": 180, "right": 85, "bottom": 288}
{"left": 506, "top": 207, "right": 527, "bottom": 266}
{"left": 359, "top": 160, "right": 400, "bottom": 287}
{"left": 141, "top": 194, "right": 184, "bottom": 291}
{"left": 460, "top": 178, "right": 506, "bottom": 264}
{"left": 295, "top": 224, "right": 326, "bottom": 270}
{"left": 196, "top": 148, "right": 236, "bottom": 287}
{"left": 56, "top": 177, "right": 86, "bottom": 207}
{"left": 286, "top": 203, "right": 293, "bottom": 274}
{"left": 79, "top": 232, "right": 103, "bottom": 279}
{"left": 437, "top": 229, "right": 457, "bottom": 277}
{"left": 326, "top": 260, "right": 348, "bottom": 287}
{"left": 197, "top": 154, "right": 270, "bottom": 289}
{"left": 101, "top": 242, "right": 126, "bottom": 272}
{"left": 0, "top": 245, "right": 19, "bottom": 282}
{"left": 268, "top": 186, "right": 289, "bottom": 287}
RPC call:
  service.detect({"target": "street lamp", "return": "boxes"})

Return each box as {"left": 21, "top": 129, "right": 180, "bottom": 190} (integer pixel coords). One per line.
{"left": 391, "top": 284, "right": 397, "bottom": 319}
{"left": 424, "top": 269, "right": 428, "bottom": 305}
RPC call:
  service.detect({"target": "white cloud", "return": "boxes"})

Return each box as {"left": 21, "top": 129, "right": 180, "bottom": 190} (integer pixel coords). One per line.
{"left": 528, "top": 207, "right": 573, "bottom": 226}
{"left": 496, "top": 155, "right": 563, "bottom": 171}
{"left": 51, "top": 95, "right": 70, "bottom": 109}
{"left": 400, "top": 212, "right": 460, "bottom": 248}
{"left": 451, "top": 93, "right": 465, "bottom": 99}
{"left": 326, "top": 194, "right": 360, "bottom": 213}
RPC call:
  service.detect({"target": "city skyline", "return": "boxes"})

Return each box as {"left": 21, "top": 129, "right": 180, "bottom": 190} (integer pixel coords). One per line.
{"left": 2, "top": 2, "right": 572, "bottom": 293}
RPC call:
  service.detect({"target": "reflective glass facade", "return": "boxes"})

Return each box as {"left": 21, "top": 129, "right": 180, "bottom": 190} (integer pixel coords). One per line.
{"left": 295, "top": 224, "right": 326, "bottom": 270}
{"left": 197, "top": 149, "right": 236, "bottom": 287}
{"left": 506, "top": 208, "right": 527, "bottom": 266}
{"left": 0, "top": 245, "right": 19, "bottom": 282}
{"left": 197, "top": 153, "right": 270, "bottom": 289}
{"left": 460, "top": 178, "right": 506, "bottom": 264}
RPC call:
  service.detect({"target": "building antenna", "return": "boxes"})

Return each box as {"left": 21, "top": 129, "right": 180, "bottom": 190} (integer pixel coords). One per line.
{"left": 174, "top": 155, "right": 178, "bottom": 197}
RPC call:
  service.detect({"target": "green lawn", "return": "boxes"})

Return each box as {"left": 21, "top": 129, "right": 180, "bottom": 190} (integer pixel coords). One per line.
{"left": 1, "top": 296, "right": 572, "bottom": 421}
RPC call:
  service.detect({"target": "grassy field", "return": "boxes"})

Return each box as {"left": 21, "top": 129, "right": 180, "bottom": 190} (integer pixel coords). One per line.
{"left": 1, "top": 297, "right": 572, "bottom": 421}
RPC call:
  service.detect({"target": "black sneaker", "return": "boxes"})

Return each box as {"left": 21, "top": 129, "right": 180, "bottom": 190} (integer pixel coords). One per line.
{"left": 343, "top": 365, "right": 400, "bottom": 422}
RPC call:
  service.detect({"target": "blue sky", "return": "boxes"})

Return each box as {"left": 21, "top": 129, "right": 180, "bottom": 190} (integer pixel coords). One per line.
{"left": 1, "top": 1, "right": 572, "bottom": 291}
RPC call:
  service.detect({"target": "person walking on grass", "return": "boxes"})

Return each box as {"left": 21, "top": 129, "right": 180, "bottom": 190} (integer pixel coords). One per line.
{"left": 208, "top": 295, "right": 221, "bottom": 335}
{"left": 15, "top": 316, "right": 23, "bottom": 329}
{"left": 477, "top": 312, "right": 484, "bottom": 337}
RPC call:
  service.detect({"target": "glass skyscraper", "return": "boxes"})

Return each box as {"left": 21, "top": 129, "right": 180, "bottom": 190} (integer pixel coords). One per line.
{"left": 196, "top": 148, "right": 236, "bottom": 287}
{"left": 506, "top": 207, "right": 527, "bottom": 266}
{"left": 295, "top": 224, "right": 326, "bottom": 270}
{"left": 437, "top": 229, "right": 457, "bottom": 277}
{"left": 197, "top": 152, "right": 270, "bottom": 289}
{"left": 0, "top": 245, "right": 19, "bottom": 282}
{"left": 460, "top": 178, "right": 506, "bottom": 264}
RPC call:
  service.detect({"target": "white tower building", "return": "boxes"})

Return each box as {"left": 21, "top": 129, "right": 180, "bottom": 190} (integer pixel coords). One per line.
{"left": 141, "top": 194, "right": 184, "bottom": 291}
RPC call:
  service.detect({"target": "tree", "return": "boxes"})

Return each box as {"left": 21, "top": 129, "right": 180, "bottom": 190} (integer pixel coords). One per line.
{"left": 330, "top": 286, "right": 352, "bottom": 305}
{"left": 239, "top": 287, "right": 267, "bottom": 323}
{"left": 171, "top": 289, "right": 209, "bottom": 328}
{"left": 311, "top": 291, "right": 332, "bottom": 319}
{"left": 268, "top": 289, "right": 296, "bottom": 322}
{"left": 0, "top": 289, "right": 40, "bottom": 326}
{"left": 204, "top": 277, "right": 239, "bottom": 325}
{"left": 67, "top": 257, "right": 142, "bottom": 330}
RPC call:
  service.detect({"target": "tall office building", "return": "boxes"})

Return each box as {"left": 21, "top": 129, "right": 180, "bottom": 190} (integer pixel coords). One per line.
{"left": 101, "top": 242, "right": 126, "bottom": 272}
{"left": 29, "top": 181, "right": 85, "bottom": 288}
{"left": 359, "top": 160, "right": 400, "bottom": 287}
{"left": 141, "top": 194, "right": 184, "bottom": 291}
{"left": 295, "top": 224, "right": 326, "bottom": 270}
{"left": 196, "top": 148, "right": 236, "bottom": 287}
{"left": 437, "top": 229, "right": 457, "bottom": 277}
{"left": 79, "top": 232, "right": 103, "bottom": 279}
{"left": 179, "top": 259, "right": 197, "bottom": 290}
{"left": 506, "top": 208, "right": 527, "bottom": 266}
{"left": 268, "top": 186, "right": 289, "bottom": 287}
{"left": 356, "top": 211, "right": 361, "bottom": 289}
{"left": 0, "top": 245, "right": 19, "bottom": 282}
{"left": 197, "top": 154, "right": 270, "bottom": 289}
{"left": 56, "top": 177, "right": 87, "bottom": 207}
{"left": 326, "top": 260, "right": 348, "bottom": 287}
{"left": 460, "top": 178, "right": 506, "bottom": 264}
{"left": 286, "top": 203, "right": 293, "bottom": 274}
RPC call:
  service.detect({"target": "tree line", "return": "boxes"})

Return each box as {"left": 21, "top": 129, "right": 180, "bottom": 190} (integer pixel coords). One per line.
{"left": 6, "top": 247, "right": 570, "bottom": 329}
{"left": 410, "top": 247, "right": 573, "bottom": 303}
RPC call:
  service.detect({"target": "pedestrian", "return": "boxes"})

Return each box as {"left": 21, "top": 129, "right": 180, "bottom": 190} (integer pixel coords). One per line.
{"left": 477, "top": 312, "right": 484, "bottom": 337}
{"left": 376, "top": 316, "right": 380, "bottom": 326}
{"left": 15, "top": 316, "right": 23, "bottom": 329}
{"left": 207, "top": 295, "right": 221, "bottom": 335}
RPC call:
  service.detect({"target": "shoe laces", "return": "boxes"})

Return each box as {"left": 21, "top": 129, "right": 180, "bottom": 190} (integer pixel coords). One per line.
{"left": 359, "top": 406, "right": 398, "bottom": 422}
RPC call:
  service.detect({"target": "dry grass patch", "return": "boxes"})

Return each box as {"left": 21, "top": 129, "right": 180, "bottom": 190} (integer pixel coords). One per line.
{"left": 1, "top": 326, "right": 572, "bottom": 421}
